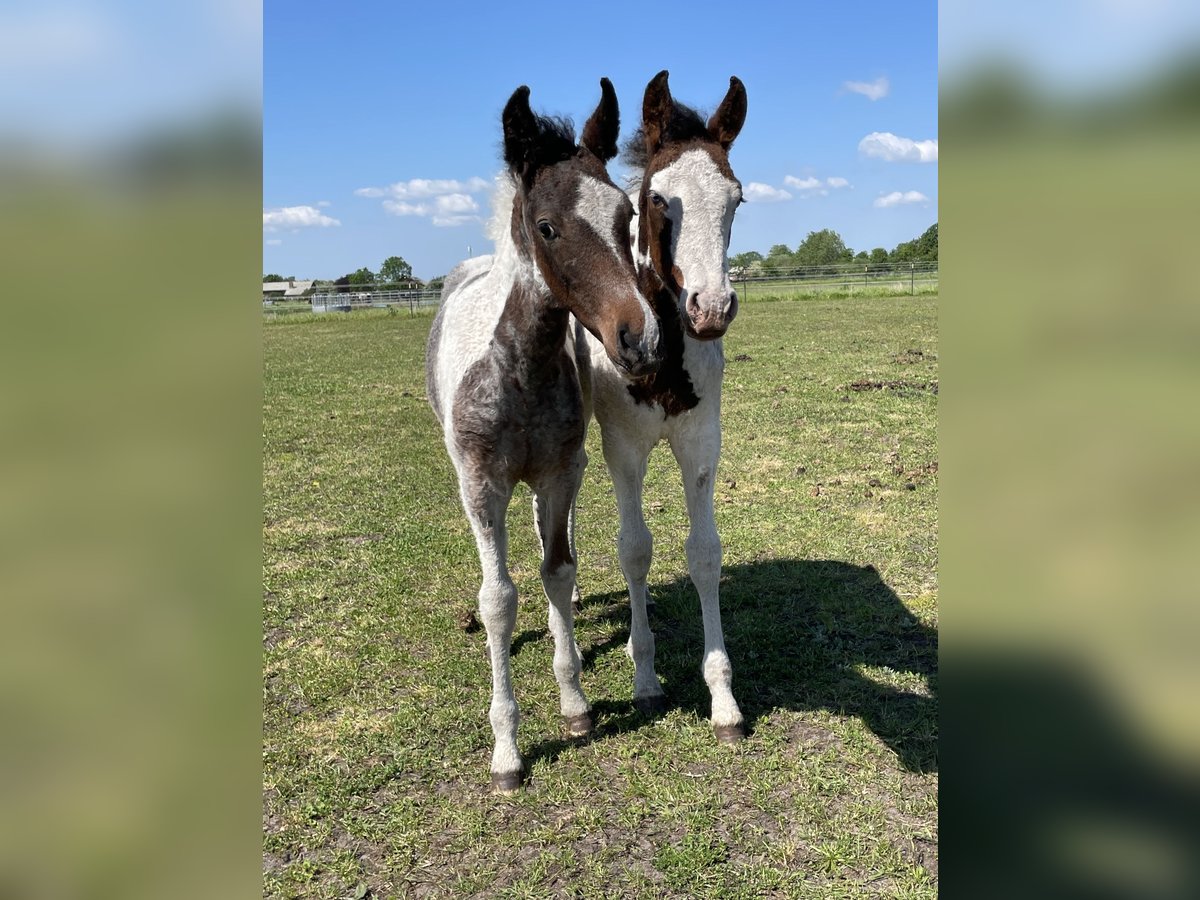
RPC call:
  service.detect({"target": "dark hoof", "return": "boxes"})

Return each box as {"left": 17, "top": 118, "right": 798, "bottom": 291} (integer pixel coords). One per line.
{"left": 490, "top": 770, "right": 523, "bottom": 795}
{"left": 714, "top": 722, "right": 745, "bottom": 744}
{"left": 564, "top": 712, "right": 593, "bottom": 737}
{"left": 634, "top": 694, "right": 669, "bottom": 717}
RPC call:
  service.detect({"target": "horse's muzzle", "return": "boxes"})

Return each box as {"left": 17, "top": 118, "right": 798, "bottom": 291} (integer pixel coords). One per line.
{"left": 684, "top": 289, "right": 738, "bottom": 341}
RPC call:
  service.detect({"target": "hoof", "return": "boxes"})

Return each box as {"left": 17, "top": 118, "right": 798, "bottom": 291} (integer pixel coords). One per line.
{"left": 634, "top": 694, "right": 669, "bottom": 717}
{"left": 490, "top": 770, "right": 523, "bottom": 795}
{"left": 714, "top": 722, "right": 745, "bottom": 744}
{"left": 564, "top": 712, "right": 593, "bottom": 737}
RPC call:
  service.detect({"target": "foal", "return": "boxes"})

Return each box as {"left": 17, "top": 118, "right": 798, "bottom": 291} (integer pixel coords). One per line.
{"left": 427, "top": 80, "right": 661, "bottom": 792}
{"left": 577, "top": 71, "right": 748, "bottom": 742}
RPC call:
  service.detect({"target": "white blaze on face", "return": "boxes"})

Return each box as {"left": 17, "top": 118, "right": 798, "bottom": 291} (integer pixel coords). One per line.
{"left": 574, "top": 174, "right": 659, "bottom": 348}
{"left": 574, "top": 175, "right": 628, "bottom": 259}
{"left": 648, "top": 148, "right": 741, "bottom": 303}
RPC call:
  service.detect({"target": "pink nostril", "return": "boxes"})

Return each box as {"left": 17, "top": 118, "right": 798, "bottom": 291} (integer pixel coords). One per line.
{"left": 686, "top": 291, "right": 701, "bottom": 317}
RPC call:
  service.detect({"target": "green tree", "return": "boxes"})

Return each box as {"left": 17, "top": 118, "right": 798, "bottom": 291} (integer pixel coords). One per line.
{"left": 793, "top": 229, "right": 847, "bottom": 269}
{"left": 763, "top": 243, "right": 795, "bottom": 273}
{"left": 347, "top": 267, "right": 376, "bottom": 286}
{"left": 729, "top": 250, "right": 764, "bottom": 270}
{"left": 378, "top": 255, "right": 413, "bottom": 285}
{"left": 914, "top": 222, "right": 938, "bottom": 261}
{"left": 263, "top": 273, "right": 285, "bottom": 282}
{"left": 869, "top": 247, "right": 889, "bottom": 264}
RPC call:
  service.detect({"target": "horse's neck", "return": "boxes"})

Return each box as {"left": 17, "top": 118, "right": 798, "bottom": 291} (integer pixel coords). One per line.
{"left": 490, "top": 237, "right": 569, "bottom": 376}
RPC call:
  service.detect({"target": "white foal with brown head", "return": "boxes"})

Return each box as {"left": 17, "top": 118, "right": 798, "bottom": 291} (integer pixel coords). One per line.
{"left": 577, "top": 70, "right": 749, "bottom": 743}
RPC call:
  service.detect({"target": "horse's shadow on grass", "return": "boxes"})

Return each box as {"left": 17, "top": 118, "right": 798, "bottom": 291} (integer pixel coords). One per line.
{"left": 526, "top": 557, "right": 937, "bottom": 774}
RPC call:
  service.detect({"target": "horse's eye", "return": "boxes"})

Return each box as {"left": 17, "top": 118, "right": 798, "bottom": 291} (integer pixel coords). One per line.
{"left": 649, "top": 192, "right": 667, "bottom": 210}
{"left": 537, "top": 221, "right": 557, "bottom": 240}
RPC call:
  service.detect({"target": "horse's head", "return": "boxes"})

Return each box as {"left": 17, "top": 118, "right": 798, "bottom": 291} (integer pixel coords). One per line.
{"left": 633, "top": 70, "right": 747, "bottom": 342}
{"left": 502, "top": 80, "right": 661, "bottom": 378}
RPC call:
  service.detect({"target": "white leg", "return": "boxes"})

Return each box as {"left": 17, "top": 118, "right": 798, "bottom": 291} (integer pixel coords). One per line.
{"left": 669, "top": 425, "right": 745, "bottom": 741}
{"left": 568, "top": 447, "right": 587, "bottom": 611}
{"left": 601, "top": 431, "right": 666, "bottom": 710}
{"left": 534, "top": 455, "right": 592, "bottom": 734}
{"left": 568, "top": 496, "right": 584, "bottom": 611}
{"left": 461, "top": 479, "right": 524, "bottom": 791}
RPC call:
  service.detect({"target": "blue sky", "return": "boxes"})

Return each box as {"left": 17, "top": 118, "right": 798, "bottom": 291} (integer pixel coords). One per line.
{"left": 264, "top": 0, "right": 937, "bottom": 281}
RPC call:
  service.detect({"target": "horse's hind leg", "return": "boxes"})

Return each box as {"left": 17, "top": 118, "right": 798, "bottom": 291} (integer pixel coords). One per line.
{"left": 534, "top": 458, "right": 591, "bottom": 736}
{"left": 669, "top": 422, "right": 744, "bottom": 743}
{"left": 462, "top": 480, "right": 523, "bottom": 792}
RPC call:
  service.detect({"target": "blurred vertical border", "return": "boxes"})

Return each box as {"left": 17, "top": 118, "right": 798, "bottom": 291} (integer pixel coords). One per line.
{"left": 941, "top": 1, "right": 1200, "bottom": 896}
{"left": 0, "top": 2, "right": 262, "bottom": 898}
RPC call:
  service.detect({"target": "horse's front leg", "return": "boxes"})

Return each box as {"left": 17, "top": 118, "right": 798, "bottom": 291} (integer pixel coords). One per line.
{"left": 533, "top": 452, "right": 591, "bottom": 736}
{"left": 461, "top": 480, "right": 523, "bottom": 792}
{"left": 601, "top": 431, "right": 667, "bottom": 713}
{"left": 669, "top": 422, "right": 745, "bottom": 742}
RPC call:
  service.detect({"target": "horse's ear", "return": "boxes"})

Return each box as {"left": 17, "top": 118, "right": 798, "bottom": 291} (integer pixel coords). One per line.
{"left": 502, "top": 85, "right": 540, "bottom": 181}
{"left": 706, "top": 76, "right": 747, "bottom": 150}
{"left": 642, "top": 70, "right": 673, "bottom": 156}
{"left": 581, "top": 78, "right": 620, "bottom": 161}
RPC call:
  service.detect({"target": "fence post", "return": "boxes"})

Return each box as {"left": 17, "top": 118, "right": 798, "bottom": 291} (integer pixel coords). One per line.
{"left": 910, "top": 262, "right": 915, "bottom": 295}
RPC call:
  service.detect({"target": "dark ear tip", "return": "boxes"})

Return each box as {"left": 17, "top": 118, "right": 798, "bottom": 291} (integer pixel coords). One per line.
{"left": 600, "top": 77, "right": 613, "bottom": 90}
{"left": 730, "top": 75, "right": 744, "bottom": 89}
{"left": 507, "top": 85, "right": 531, "bottom": 106}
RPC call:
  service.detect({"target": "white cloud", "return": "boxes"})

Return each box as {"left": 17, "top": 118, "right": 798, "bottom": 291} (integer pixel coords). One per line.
{"left": 316, "top": 200, "right": 332, "bottom": 208}
{"left": 874, "top": 190, "right": 930, "bottom": 208}
{"left": 781, "top": 175, "right": 852, "bottom": 197}
{"left": 435, "top": 193, "right": 478, "bottom": 214}
{"left": 383, "top": 200, "right": 432, "bottom": 217}
{"left": 744, "top": 182, "right": 792, "bottom": 203}
{"left": 432, "top": 215, "right": 481, "bottom": 228}
{"left": 262, "top": 205, "right": 341, "bottom": 231}
{"left": 859, "top": 132, "right": 938, "bottom": 163}
{"left": 783, "top": 175, "right": 821, "bottom": 191}
{"left": 360, "top": 178, "right": 487, "bottom": 227}
{"left": 843, "top": 76, "right": 890, "bottom": 101}
{"left": 355, "top": 177, "right": 490, "bottom": 200}
{"left": 265, "top": 238, "right": 282, "bottom": 246}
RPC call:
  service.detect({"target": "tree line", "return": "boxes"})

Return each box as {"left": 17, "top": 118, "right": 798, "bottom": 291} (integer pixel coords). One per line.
{"left": 263, "top": 256, "right": 441, "bottom": 293}
{"left": 729, "top": 222, "right": 937, "bottom": 276}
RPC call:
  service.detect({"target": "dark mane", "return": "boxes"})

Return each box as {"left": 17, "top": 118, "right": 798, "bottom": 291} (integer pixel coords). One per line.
{"left": 620, "top": 102, "right": 710, "bottom": 170}
{"left": 504, "top": 114, "right": 578, "bottom": 175}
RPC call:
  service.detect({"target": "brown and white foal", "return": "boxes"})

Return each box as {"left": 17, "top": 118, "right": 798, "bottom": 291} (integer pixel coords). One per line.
{"left": 577, "top": 71, "right": 749, "bottom": 743}
{"left": 427, "top": 80, "right": 661, "bottom": 792}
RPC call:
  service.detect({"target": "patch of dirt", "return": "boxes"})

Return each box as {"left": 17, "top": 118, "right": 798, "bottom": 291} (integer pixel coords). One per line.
{"left": 344, "top": 533, "right": 385, "bottom": 545}
{"left": 848, "top": 379, "right": 938, "bottom": 395}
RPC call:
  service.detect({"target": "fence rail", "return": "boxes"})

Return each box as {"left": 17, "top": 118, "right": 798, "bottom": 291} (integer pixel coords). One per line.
{"left": 262, "top": 261, "right": 938, "bottom": 315}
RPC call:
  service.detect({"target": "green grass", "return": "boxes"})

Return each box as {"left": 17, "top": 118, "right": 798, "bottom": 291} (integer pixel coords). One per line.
{"left": 263, "top": 295, "right": 938, "bottom": 898}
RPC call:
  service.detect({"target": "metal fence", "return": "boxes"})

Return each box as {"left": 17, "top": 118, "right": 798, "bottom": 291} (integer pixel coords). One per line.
{"left": 734, "top": 260, "right": 938, "bottom": 298}
{"left": 262, "top": 286, "right": 442, "bottom": 316}
{"left": 262, "top": 261, "right": 937, "bottom": 315}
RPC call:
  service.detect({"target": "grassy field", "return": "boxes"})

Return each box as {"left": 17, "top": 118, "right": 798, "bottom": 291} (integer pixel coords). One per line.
{"left": 263, "top": 294, "right": 938, "bottom": 898}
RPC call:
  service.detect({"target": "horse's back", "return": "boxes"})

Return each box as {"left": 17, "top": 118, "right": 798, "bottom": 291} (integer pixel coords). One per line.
{"left": 426, "top": 255, "right": 503, "bottom": 430}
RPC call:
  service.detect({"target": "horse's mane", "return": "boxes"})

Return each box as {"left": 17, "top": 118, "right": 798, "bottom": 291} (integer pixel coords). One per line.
{"left": 620, "top": 101, "right": 710, "bottom": 172}
{"left": 484, "top": 114, "right": 581, "bottom": 248}
{"left": 485, "top": 173, "right": 517, "bottom": 244}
